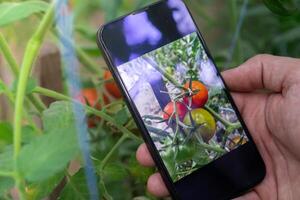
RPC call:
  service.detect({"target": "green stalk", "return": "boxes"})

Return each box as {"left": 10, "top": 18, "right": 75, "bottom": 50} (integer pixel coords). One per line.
{"left": 204, "top": 105, "right": 240, "bottom": 129}
{"left": 0, "top": 33, "right": 19, "bottom": 76}
{"left": 197, "top": 142, "right": 226, "bottom": 154}
{"left": 75, "top": 44, "right": 104, "bottom": 77}
{"left": 99, "top": 134, "right": 128, "bottom": 171}
{"left": 0, "top": 32, "right": 46, "bottom": 113}
{"left": 13, "top": 2, "right": 56, "bottom": 199}
{"left": 32, "top": 86, "right": 141, "bottom": 142}
{"left": 144, "top": 56, "right": 186, "bottom": 90}
{"left": 27, "top": 94, "right": 46, "bottom": 112}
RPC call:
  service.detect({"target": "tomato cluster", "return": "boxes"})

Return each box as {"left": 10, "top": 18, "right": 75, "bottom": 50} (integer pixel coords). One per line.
{"left": 162, "top": 80, "right": 216, "bottom": 142}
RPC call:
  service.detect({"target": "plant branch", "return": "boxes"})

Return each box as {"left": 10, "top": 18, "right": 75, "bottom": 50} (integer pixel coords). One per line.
{"left": 204, "top": 105, "right": 241, "bottom": 129}
{"left": 32, "top": 86, "right": 141, "bottom": 142}
{"left": 13, "top": 2, "right": 56, "bottom": 199}
{"left": 0, "top": 33, "right": 46, "bottom": 113}
{"left": 99, "top": 134, "right": 128, "bottom": 171}
{"left": 0, "top": 33, "right": 19, "bottom": 76}
{"left": 197, "top": 142, "right": 226, "bottom": 154}
{"left": 144, "top": 56, "right": 186, "bottom": 90}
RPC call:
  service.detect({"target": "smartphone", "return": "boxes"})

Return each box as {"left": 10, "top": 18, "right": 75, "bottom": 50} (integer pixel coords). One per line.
{"left": 97, "top": 0, "right": 266, "bottom": 199}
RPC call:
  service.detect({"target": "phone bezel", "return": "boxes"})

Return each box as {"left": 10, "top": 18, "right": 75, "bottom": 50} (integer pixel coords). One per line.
{"left": 96, "top": 1, "right": 266, "bottom": 199}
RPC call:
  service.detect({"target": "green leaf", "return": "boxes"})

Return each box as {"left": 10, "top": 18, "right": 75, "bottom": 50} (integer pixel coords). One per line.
{"left": 103, "top": 162, "right": 128, "bottom": 182}
{"left": 114, "top": 107, "right": 129, "bottom": 126}
{"left": 58, "top": 169, "right": 90, "bottom": 200}
{"left": 11, "top": 78, "right": 37, "bottom": 95}
{"left": 42, "top": 101, "right": 77, "bottom": 132}
{"left": 175, "top": 143, "right": 198, "bottom": 163}
{"left": 21, "top": 125, "right": 36, "bottom": 145}
{"left": 18, "top": 129, "right": 79, "bottom": 182}
{"left": 0, "top": 122, "right": 13, "bottom": 144}
{"left": 0, "top": 146, "right": 13, "bottom": 172}
{"left": 0, "top": 1, "right": 49, "bottom": 27}
{"left": 0, "top": 176, "right": 14, "bottom": 196}
{"left": 18, "top": 101, "right": 81, "bottom": 182}
{"left": 263, "top": 0, "right": 300, "bottom": 16}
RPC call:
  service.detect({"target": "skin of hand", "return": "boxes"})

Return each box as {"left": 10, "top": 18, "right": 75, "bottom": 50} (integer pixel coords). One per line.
{"left": 136, "top": 54, "right": 300, "bottom": 199}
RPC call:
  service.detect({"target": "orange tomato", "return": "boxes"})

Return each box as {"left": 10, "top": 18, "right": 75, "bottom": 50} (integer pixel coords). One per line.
{"left": 104, "top": 70, "right": 122, "bottom": 99}
{"left": 163, "top": 102, "right": 187, "bottom": 121}
{"left": 75, "top": 88, "right": 108, "bottom": 128}
{"left": 183, "top": 81, "right": 208, "bottom": 108}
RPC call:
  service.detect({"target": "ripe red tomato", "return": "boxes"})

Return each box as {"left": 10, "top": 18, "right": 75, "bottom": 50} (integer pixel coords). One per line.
{"left": 163, "top": 102, "right": 187, "bottom": 121}
{"left": 104, "top": 70, "right": 122, "bottom": 99}
{"left": 183, "top": 81, "right": 208, "bottom": 108}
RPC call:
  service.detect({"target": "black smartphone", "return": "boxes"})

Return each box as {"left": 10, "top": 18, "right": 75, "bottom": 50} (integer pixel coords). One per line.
{"left": 97, "top": 0, "right": 266, "bottom": 199}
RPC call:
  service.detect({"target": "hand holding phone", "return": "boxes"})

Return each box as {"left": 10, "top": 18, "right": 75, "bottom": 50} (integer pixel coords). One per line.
{"left": 97, "top": 0, "right": 267, "bottom": 199}
{"left": 137, "top": 55, "right": 300, "bottom": 199}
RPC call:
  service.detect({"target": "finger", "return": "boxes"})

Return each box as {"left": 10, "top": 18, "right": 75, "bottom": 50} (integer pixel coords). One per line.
{"left": 222, "top": 54, "right": 300, "bottom": 92}
{"left": 136, "top": 143, "right": 155, "bottom": 167}
{"left": 147, "top": 173, "right": 169, "bottom": 197}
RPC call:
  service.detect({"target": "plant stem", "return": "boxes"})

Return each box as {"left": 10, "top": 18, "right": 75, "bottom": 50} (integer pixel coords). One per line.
{"left": 27, "top": 94, "right": 46, "bottom": 112}
{"left": 100, "top": 134, "right": 128, "bottom": 171}
{"left": 13, "top": 2, "right": 56, "bottom": 199}
{"left": 144, "top": 56, "right": 186, "bottom": 90}
{"left": 197, "top": 142, "right": 226, "bottom": 154}
{"left": 75, "top": 44, "right": 104, "bottom": 76}
{"left": 32, "top": 86, "right": 141, "bottom": 142}
{"left": 0, "top": 33, "right": 19, "bottom": 76}
{"left": 0, "top": 33, "right": 46, "bottom": 113}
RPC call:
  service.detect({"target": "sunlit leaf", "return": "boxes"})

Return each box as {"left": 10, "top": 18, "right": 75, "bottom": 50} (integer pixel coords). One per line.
{"left": 0, "top": 1, "right": 49, "bottom": 27}
{"left": 18, "top": 101, "right": 80, "bottom": 182}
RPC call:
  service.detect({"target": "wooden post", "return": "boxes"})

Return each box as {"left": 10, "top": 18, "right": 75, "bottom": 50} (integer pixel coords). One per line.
{"left": 35, "top": 42, "right": 63, "bottom": 107}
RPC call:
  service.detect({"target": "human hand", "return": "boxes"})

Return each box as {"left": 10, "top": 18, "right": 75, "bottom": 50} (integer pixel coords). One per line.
{"left": 136, "top": 54, "right": 300, "bottom": 199}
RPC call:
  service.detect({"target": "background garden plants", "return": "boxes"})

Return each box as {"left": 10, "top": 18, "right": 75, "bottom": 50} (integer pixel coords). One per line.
{"left": 0, "top": 0, "right": 299, "bottom": 199}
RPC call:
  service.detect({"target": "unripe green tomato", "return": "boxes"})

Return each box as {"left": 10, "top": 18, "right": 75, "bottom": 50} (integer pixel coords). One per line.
{"left": 184, "top": 108, "right": 216, "bottom": 143}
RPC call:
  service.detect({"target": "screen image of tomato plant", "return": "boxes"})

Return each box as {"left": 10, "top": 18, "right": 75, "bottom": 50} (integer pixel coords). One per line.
{"left": 118, "top": 32, "right": 248, "bottom": 182}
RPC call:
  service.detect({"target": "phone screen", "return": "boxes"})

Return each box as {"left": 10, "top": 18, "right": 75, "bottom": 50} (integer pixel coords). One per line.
{"left": 116, "top": 32, "right": 249, "bottom": 182}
